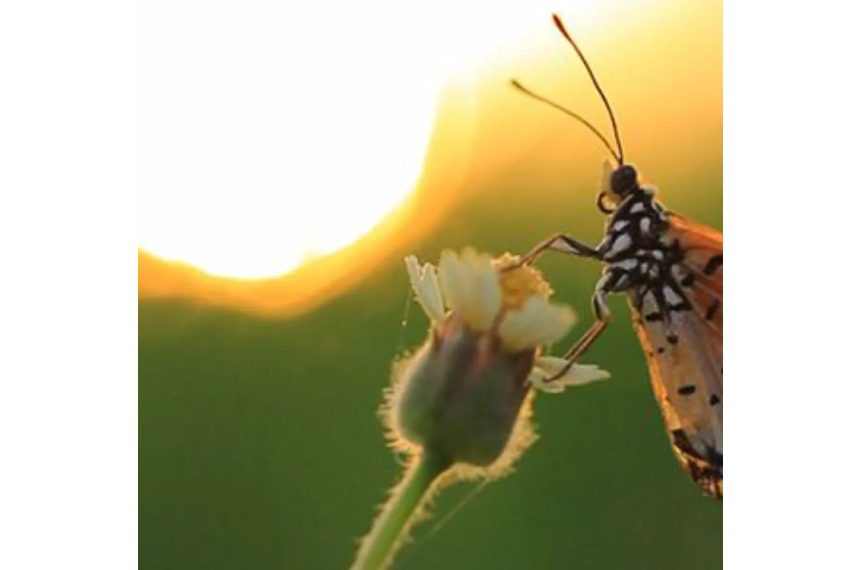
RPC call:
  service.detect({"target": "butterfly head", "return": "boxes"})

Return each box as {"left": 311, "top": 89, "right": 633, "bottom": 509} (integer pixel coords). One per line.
{"left": 598, "top": 161, "right": 639, "bottom": 213}
{"left": 610, "top": 165, "right": 638, "bottom": 198}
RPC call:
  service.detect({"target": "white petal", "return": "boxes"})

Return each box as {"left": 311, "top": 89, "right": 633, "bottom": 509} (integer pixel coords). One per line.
{"left": 498, "top": 296, "right": 576, "bottom": 351}
{"left": 463, "top": 249, "right": 502, "bottom": 330}
{"left": 529, "top": 356, "right": 610, "bottom": 393}
{"left": 438, "top": 248, "right": 501, "bottom": 331}
{"left": 438, "top": 249, "right": 467, "bottom": 314}
{"left": 405, "top": 256, "right": 445, "bottom": 323}
{"left": 527, "top": 370, "right": 566, "bottom": 393}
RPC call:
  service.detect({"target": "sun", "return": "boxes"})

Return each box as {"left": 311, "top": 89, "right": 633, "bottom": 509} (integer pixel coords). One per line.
{"left": 141, "top": 4, "right": 441, "bottom": 279}
{"left": 141, "top": 2, "right": 645, "bottom": 280}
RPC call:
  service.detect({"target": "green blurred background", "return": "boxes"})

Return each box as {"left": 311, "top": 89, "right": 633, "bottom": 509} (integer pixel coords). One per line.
{"left": 141, "top": 3, "right": 721, "bottom": 566}
{"left": 140, "top": 152, "right": 721, "bottom": 569}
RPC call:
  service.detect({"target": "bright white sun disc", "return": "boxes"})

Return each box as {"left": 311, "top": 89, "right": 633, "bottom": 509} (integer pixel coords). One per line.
{"left": 141, "top": 4, "right": 453, "bottom": 278}
{"left": 140, "top": 2, "right": 622, "bottom": 279}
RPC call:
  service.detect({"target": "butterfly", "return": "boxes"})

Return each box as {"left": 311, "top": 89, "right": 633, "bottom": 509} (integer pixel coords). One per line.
{"left": 511, "top": 15, "right": 723, "bottom": 499}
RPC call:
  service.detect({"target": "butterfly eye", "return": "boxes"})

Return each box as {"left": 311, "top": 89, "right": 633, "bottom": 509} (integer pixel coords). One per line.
{"left": 610, "top": 165, "right": 638, "bottom": 196}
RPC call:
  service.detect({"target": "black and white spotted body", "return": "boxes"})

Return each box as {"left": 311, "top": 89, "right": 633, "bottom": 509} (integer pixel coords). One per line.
{"left": 537, "top": 164, "right": 724, "bottom": 498}
{"left": 550, "top": 167, "right": 695, "bottom": 336}
{"left": 593, "top": 187, "right": 687, "bottom": 325}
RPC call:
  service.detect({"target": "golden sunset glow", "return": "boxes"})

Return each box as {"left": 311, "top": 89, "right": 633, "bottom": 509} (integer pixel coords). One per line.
{"left": 140, "top": 0, "right": 720, "bottom": 314}
{"left": 141, "top": 2, "right": 666, "bottom": 280}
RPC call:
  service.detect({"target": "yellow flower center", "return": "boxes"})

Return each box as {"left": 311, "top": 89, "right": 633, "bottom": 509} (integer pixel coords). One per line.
{"left": 493, "top": 253, "right": 552, "bottom": 311}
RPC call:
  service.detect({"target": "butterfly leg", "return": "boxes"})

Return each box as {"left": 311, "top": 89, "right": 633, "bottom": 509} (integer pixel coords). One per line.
{"left": 545, "top": 275, "right": 613, "bottom": 382}
{"left": 516, "top": 233, "right": 600, "bottom": 267}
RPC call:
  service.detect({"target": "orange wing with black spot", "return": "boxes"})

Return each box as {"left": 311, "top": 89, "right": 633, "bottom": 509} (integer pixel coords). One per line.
{"left": 630, "top": 213, "right": 723, "bottom": 498}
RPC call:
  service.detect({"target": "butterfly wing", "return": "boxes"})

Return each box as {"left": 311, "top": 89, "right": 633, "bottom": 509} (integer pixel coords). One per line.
{"left": 629, "top": 213, "right": 723, "bottom": 498}
{"left": 668, "top": 212, "right": 722, "bottom": 361}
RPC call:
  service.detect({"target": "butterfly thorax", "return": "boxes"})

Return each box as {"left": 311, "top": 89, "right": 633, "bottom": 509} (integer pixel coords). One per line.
{"left": 595, "top": 189, "right": 675, "bottom": 286}
{"left": 600, "top": 188, "right": 668, "bottom": 255}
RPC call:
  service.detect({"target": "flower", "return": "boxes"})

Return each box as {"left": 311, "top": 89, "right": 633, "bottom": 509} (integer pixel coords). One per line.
{"left": 391, "top": 248, "right": 608, "bottom": 472}
{"left": 353, "top": 248, "right": 611, "bottom": 570}
{"left": 404, "top": 248, "right": 609, "bottom": 393}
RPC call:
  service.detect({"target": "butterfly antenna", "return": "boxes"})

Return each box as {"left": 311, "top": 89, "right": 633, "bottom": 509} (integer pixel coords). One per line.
{"left": 510, "top": 79, "right": 621, "bottom": 164}
{"left": 552, "top": 14, "right": 625, "bottom": 165}
{"left": 511, "top": 79, "right": 622, "bottom": 165}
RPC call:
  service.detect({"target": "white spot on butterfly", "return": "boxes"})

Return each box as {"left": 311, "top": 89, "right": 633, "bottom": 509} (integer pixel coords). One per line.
{"left": 641, "top": 290, "right": 657, "bottom": 309}
{"left": 614, "top": 258, "right": 638, "bottom": 271}
{"left": 607, "top": 234, "right": 632, "bottom": 257}
{"left": 612, "top": 220, "right": 630, "bottom": 232}
{"left": 663, "top": 286, "right": 683, "bottom": 305}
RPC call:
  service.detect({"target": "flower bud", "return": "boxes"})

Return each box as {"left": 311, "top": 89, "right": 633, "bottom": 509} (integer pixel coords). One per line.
{"left": 393, "top": 315, "right": 534, "bottom": 466}
{"left": 386, "top": 249, "right": 609, "bottom": 474}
